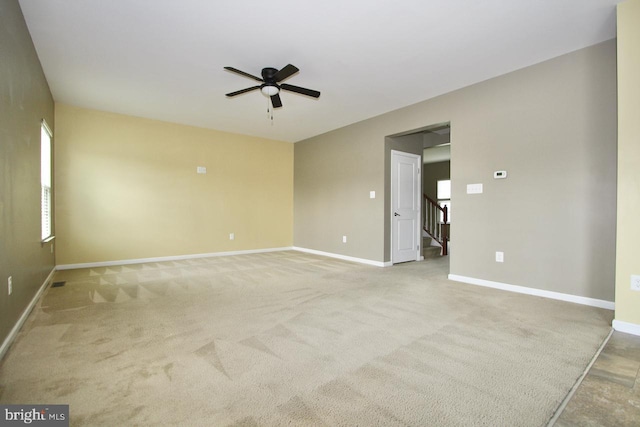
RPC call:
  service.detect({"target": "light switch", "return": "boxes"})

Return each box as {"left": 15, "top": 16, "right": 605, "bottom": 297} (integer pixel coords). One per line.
{"left": 370, "top": 191, "right": 375, "bottom": 199}
{"left": 197, "top": 166, "right": 207, "bottom": 174}
{"left": 467, "top": 183, "right": 483, "bottom": 194}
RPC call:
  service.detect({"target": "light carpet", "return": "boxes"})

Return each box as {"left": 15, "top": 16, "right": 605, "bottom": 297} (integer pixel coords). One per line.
{"left": 0, "top": 251, "right": 613, "bottom": 426}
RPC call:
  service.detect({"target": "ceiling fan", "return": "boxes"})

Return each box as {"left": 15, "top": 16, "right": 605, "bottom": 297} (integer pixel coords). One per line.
{"left": 224, "top": 64, "right": 321, "bottom": 109}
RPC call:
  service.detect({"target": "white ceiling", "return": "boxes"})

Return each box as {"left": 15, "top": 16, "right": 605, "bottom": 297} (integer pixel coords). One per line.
{"left": 18, "top": 0, "right": 620, "bottom": 143}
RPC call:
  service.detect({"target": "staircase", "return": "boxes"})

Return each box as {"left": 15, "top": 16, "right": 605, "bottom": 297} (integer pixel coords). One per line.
{"left": 422, "top": 236, "right": 442, "bottom": 259}
{"left": 423, "top": 194, "right": 449, "bottom": 256}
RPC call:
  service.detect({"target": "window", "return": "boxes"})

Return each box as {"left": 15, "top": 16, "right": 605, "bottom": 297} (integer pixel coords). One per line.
{"left": 437, "top": 179, "right": 450, "bottom": 223}
{"left": 41, "top": 120, "right": 53, "bottom": 241}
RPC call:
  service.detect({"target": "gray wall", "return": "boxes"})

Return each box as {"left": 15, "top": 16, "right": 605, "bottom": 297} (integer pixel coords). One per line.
{"left": 294, "top": 122, "right": 385, "bottom": 261}
{"left": 423, "top": 161, "right": 451, "bottom": 202}
{"left": 0, "top": 0, "right": 55, "bottom": 353}
{"left": 294, "top": 40, "right": 617, "bottom": 301}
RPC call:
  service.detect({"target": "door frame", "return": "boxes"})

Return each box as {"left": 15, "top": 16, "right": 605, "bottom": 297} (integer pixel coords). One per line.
{"left": 390, "top": 150, "right": 422, "bottom": 264}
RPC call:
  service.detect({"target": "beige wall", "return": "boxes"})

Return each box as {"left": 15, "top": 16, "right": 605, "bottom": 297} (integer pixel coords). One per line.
{"left": 295, "top": 40, "right": 617, "bottom": 301}
{"left": 55, "top": 104, "right": 293, "bottom": 265}
{"left": 0, "top": 0, "right": 55, "bottom": 352}
{"left": 615, "top": 0, "right": 640, "bottom": 325}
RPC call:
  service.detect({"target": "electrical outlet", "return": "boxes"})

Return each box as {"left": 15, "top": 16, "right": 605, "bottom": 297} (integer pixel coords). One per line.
{"left": 495, "top": 251, "right": 504, "bottom": 263}
{"left": 229, "top": 233, "right": 235, "bottom": 240}
{"left": 631, "top": 275, "right": 640, "bottom": 291}
{"left": 342, "top": 235, "right": 347, "bottom": 243}
{"left": 8, "top": 276, "right": 12, "bottom": 295}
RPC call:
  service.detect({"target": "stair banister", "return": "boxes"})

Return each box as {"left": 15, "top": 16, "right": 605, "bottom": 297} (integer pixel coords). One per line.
{"left": 423, "top": 194, "right": 449, "bottom": 256}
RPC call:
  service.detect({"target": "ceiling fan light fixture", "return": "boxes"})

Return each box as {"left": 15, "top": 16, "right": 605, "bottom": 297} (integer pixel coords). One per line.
{"left": 261, "top": 85, "right": 279, "bottom": 96}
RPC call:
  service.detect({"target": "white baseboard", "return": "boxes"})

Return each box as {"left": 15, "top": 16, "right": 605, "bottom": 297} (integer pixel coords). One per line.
{"left": 0, "top": 267, "right": 56, "bottom": 361}
{"left": 448, "top": 274, "right": 615, "bottom": 310}
{"left": 56, "top": 247, "right": 295, "bottom": 270}
{"left": 293, "top": 247, "right": 391, "bottom": 267}
{"left": 612, "top": 320, "right": 640, "bottom": 336}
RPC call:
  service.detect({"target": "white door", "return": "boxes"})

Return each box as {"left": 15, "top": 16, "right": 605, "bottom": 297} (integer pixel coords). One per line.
{"left": 391, "top": 150, "right": 421, "bottom": 264}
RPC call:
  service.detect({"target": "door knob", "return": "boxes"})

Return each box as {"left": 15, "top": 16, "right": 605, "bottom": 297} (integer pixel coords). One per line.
{"left": 394, "top": 212, "right": 400, "bottom": 217}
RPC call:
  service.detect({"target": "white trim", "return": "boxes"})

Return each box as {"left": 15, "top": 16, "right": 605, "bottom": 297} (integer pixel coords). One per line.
{"left": 612, "top": 319, "right": 640, "bottom": 336}
{"left": 293, "top": 247, "right": 391, "bottom": 267}
{"left": 41, "top": 118, "right": 53, "bottom": 136}
{"left": 56, "top": 247, "right": 294, "bottom": 270}
{"left": 0, "top": 268, "right": 55, "bottom": 361}
{"left": 448, "top": 274, "right": 614, "bottom": 310}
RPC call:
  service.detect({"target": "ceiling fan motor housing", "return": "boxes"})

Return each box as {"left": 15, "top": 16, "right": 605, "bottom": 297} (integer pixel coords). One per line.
{"left": 261, "top": 67, "right": 278, "bottom": 82}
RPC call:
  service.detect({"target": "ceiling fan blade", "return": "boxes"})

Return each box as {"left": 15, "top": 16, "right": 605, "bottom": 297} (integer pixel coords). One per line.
{"left": 274, "top": 64, "right": 299, "bottom": 82}
{"left": 226, "top": 86, "right": 260, "bottom": 97}
{"left": 281, "top": 83, "right": 321, "bottom": 98}
{"left": 271, "top": 93, "right": 283, "bottom": 108}
{"left": 224, "top": 67, "right": 263, "bottom": 82}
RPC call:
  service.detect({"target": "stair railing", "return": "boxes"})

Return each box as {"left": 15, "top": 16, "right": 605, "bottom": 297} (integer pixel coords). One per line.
{"left": 423, "top": 194, "right": 449, "bottom": 256}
